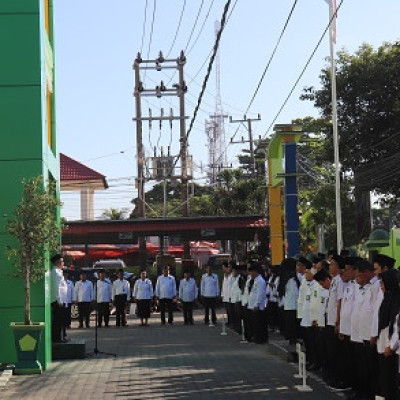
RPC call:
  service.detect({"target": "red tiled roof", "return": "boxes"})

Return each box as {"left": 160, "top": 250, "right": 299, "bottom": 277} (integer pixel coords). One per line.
{"left": 60, "top": 153, "right": 108, "bottom": 188}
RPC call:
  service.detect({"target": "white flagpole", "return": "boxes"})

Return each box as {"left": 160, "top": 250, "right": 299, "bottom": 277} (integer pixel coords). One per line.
{"left": 328, "top": 1, "right": 343, "bottom": 252}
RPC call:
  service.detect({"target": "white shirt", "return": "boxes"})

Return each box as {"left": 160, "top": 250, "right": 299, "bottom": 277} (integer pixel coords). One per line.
{"left": 389, "top": 315, "right": 400, "bottom": 355}
{"left": 340, "top": 280, "right": 355, "bottom": 336}
{"left": 179, "top": 278, "right": 198, "bottom": 302}
{"left": 371, "top": 280, "right": 384, "bottom": 338}
{"left": 268, "top": 276, "right": 280, "bottom": 303}
{"left": 65, "top": 280, "right": 74, "bottom": 304}
{"left": 300, "top": 280, "right": 315, "bottom": 327}
{"left": 377, "top": 326, "right": 390, "bottom": 354}
{"left": 284, "top": 277, "right": 299, "bottom": 311}
{"left": 97, "top": 279, "right": 112, "bottom": 303}
{"left": 317, "top": 288, "right": 329, "bottom": 328}
{"left": 327, "top": 275, "right": 343, "bottom": 326}
{"left": 112, "top": 279, "right": 131, "bottom": 300}
{"left": 247, "top": 275, "right": 267, "bottom": 310}
{"left": 133, "top": 278, "right": 154, "bottom": 300}
{"left": 155, "top": 274, "right": 176, "bottom": 299}
{"left": 297, "top": 275, "right": 308, "bottom": 319}
{"left": 241, "top": 275, "right": 251, "bottom": 306}
{"left": 201, "top": 273, "right": 220, "bottom": 297}
{"left": 74, "top": 280, "right": 94, "bottom": 302}
{"left": 221, "top": 274, "right": 233, "bottom": 302}
{"left": 51, "top": 266, "right": 63, "bottom": 303}
{"left": 59, "top": 278, "right": 69, "bottom": 306}
{"left": 359, "top": 280, "right": 380, "bottom": 341}
{"left": 310, "top": 283, "right": 321, "bottom": 323}
{"left": 229, "top": 275, "right": 242, "bottom": 304}
{"left": 350, "top": 282, "right": 364, "bottom": 343}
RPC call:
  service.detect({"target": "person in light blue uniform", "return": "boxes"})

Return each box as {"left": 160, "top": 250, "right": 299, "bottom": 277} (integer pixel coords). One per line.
{"left": 201, "top": 265, "right": 220, "bottom": 325}
{"left": 179, "top": 270, "right": 199, "bottom": 325}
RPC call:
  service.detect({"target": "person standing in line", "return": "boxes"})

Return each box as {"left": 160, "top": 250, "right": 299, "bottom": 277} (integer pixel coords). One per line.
{"left": 266, "top": 265, "right": 280, "bottom": 332}
{"left": 299, "top": 267, "right": 316, "bottom": 369}
{"left": 133, "top": 270, "right": 154, "bottom": 326}
{"left": 50, "top": 254, "right": 64, "bottom": 343}
{"left": 178, "top": 270, "right": 198, "bottom": 325}
{"left": 279, "top": 258, "right": 301, "bottom": 362}
{"left": 74, "top": 270, "right": 95, "bottom": 328}
{"left": 96, "top": 269, "right": 112, "bottom": 328}
{"left": 376, "top": 269, "right": 400, "bottom": 400}
{"left": 63, "top": 270, "right": 74, "bottom": 330}
{"left": 247, "top": 263, "right": 268, "bottom": 344}
{"left": 58, "top": 270, "right": 70, "bottom": 342}
{"left": 155, "top": 266, "right": 177, "bottom": 325}
{"left": 112, "top": 269, "right": 131, "bottom": 327}
{"left": 221, "top": 262, "right": 233, "bottom": 326}
{"left": 325, "top": 255, "right": 345, "bottom": 388}
{"left": 230, "top": 265, "right": 244, "bottom": 334}
{"left": 200, "top": 265, "right": 220, "bottom": 325}
{"left": 241, "top": 268, "right": 252, "bottom": 340}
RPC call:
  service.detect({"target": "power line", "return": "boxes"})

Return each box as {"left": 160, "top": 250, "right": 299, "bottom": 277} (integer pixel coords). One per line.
{"left": 245, "top": 0, "right": 298, "bottom": 115}
{"left": 140, "top": 0, "right": 149, "bottom": 54}
{"left": 187, "top": 0, "right": 215, "bottom": 56}
{"left": 263, "top": 0, "right": 345, "bottom": 138}
{"left": 184, "top": 0, "right": 205, "bottom": 52}
{"left": 166, "top": 0, "right": 187, "bottom": 58}
{"left": 143, "top": 0, "right": 157, "bottom": 83}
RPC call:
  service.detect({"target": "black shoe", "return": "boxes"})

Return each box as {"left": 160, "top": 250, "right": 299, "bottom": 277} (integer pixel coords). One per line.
{"left": 78, "top": 324, "right": 83, "bottom": 328}
{"left": 97, "top": 325, "right": 102, "bottom": 328}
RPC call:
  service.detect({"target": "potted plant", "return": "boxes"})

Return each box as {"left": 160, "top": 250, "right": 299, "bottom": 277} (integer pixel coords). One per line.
{"left": 5, "top": 176, "right": 61, "bottom": 374}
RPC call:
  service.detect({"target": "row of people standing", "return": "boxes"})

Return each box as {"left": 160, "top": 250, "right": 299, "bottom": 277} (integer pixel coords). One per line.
{"left": 276, "top": 252, "right": 400, "bottom": 400}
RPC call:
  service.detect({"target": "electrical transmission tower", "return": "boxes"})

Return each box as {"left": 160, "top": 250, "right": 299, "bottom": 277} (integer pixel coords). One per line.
{"left": 205, "top": 21, "right": 228, "bottom": 184}
{"left": 133, "top": 51, "right": 191, "bottom": 266}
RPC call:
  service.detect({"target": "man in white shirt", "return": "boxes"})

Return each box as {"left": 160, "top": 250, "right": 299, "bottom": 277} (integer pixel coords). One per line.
{"left": 96, "top": 269, "right": 112, "bottom": 327}
{"left": 229, "top": 265, "right": 244, "bottom": 333}
{"left": 112, "top": 269, "right": 131, "bottom": 327}
{"left": 221, "top": 262, "right": 233, "bottom": 326}
{"left": 178, "top": 270, "right": 198, "bottom": 325}
{"left": 74, "top": 270, "right": 95, "bottom": 328}
{"left": 247, "top": 263, "right": 268, "bottom": 344}
{"left": 63, "top": 270, "right": 74, "bottom": 330}
{"left": 201, "top": 265, "right": 220, "bottom": 325}
{"left": 50, "top": 254, "right": 64, "bottom": 342}
{"left": 155, "top": 266, "right": 177, "bottom": 325}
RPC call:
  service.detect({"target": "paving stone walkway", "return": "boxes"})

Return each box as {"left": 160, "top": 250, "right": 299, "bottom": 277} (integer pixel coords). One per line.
{"left": 1, "top": 310, "right": 341, "bottom": 399}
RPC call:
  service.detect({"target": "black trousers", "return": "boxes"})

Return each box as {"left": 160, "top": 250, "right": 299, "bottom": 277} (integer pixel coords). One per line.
{"left": 60, "top": 305, "right": 69, "bottom": 339}
{"left": 203, "top": 297, "right": 217, "bottom": 323}
{"left": 114, "top": 294, "right": 127, "bottom": 326}
{"left": 227, "top": 303, "right": 235, "bottom": 326}
{"left": 378, "top": 353, "right": 400, "bottom": 400}
{"left": 159, "top": 298, "right": 174, "bottom": 324}
{"left": 364, "top": 341, "right": 379, "bottom": 396}
{"left": 78, "top": 302, "right": 91, "bottom": 327}
{"left": 353, "top": 342, "right": 370, "bottom": 397}
{"left": 233, "top": 302, "right": 242, "bottom": 333}
{"left": 337, "top": 334, "right": 353, "bottom": 387}
{"left": 65, "top": 304, "right": 72, "bottom": 328}
{"left": 251, "top": 309, "right": 268, "bottom": 343}
{"left": 266, "top": 301, "right": 279, "bottom": 330}
{"left": 51, "top": 301, "right": 62, "bottom": 342}
{"left": 315, "top": 327, "right": 327, "bottom": 372}
{"left": 97, "top": 302, "right": 110, "bottom": 326}
{"left": 302, "top": 326, "right": 317, "bottom": 366}
{"left": 325, "top": 325, "right": 340, "bottom": 380}
{"left": 182, "top": 301, "right": 194, "bottom": 324}
{"left": 243, "top": 307, "right": 252, "bottom": 341}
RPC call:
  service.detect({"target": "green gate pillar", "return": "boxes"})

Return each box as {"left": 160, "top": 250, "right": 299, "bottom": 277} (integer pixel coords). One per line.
{"left": 0, "top": 0, "right": 59, "bottom": 369}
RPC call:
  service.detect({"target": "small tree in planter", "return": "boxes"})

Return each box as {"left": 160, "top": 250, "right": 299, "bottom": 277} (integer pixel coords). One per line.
{"left": 5, "top": 176, "right": 61, "bottom": 374}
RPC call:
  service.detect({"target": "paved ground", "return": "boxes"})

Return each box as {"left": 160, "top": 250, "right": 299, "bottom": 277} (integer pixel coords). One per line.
{"left": 1, "top": 309, "right": 341, "bottom": 399}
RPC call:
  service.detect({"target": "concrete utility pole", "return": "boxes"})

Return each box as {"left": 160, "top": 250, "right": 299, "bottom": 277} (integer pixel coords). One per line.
{"left": 133, "top": 51, "right": 190, "bottom": 267}
{"left": 229, "top": 114, "right": 262, "bottom": 176}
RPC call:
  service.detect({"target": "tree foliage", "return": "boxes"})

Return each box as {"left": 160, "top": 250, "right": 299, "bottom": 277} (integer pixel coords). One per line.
{"left": 301, "top": 42, "right": 400, "bottom": 202}
{"left": 5, "top": 176, "right": 61, "bottom": 325}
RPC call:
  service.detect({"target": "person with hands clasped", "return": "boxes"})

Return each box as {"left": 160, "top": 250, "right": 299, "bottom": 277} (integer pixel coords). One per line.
{"left": 155, "top": 266, "right": 177, "bottom": 325}
{"left": 133, "top": 270, "right": 153, "bottom": 326}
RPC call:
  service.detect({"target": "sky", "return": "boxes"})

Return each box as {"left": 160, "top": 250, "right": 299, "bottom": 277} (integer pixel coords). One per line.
{"left": 54, "top": 0, "right": 400, "bottom": 221}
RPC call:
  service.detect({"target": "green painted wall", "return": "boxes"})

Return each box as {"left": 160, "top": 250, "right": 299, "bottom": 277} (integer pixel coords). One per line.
{"left": 0, "top": 0, "right": 58, "bottom": 369}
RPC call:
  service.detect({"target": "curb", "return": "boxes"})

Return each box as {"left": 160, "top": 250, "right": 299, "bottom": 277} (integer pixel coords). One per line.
{"left": 0, "top": 368, "right": 13, "bottom": 390}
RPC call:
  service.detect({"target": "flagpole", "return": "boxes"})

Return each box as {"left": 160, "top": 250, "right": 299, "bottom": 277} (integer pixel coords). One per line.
{"left": 328, "top": 1, "right": 343, "bottom": 252}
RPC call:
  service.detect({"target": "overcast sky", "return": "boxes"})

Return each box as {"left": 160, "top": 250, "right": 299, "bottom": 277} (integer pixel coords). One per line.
{"left": 54, "top": 0, "right": 400, "bottom": 220}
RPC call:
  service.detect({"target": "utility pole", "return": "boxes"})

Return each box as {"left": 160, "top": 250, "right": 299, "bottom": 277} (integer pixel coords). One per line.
{"left": 133, "top": 51, "right": 190, "bottom": 267}
{"left": 229, "top": 114, "right": 261, "bottom": 176}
